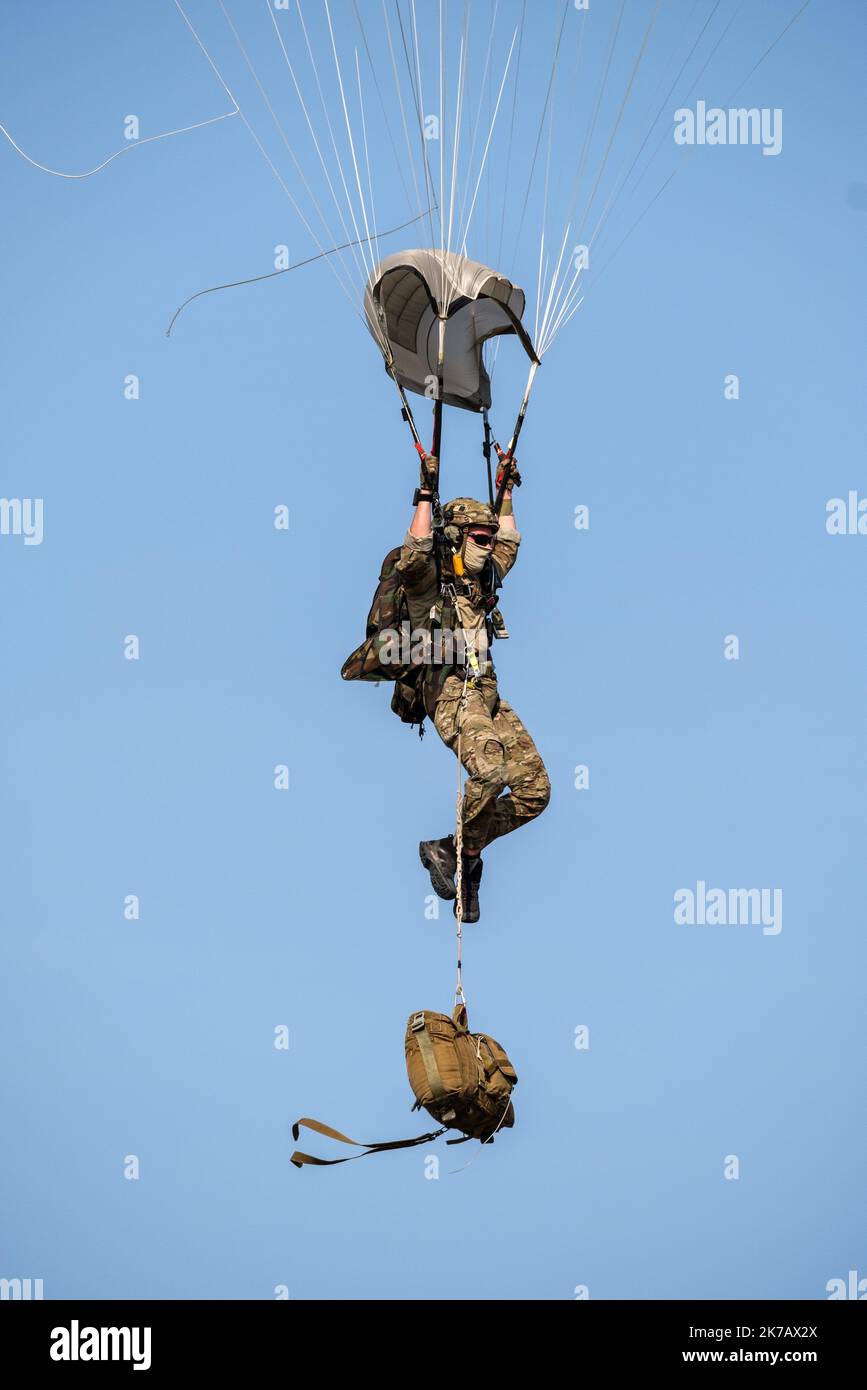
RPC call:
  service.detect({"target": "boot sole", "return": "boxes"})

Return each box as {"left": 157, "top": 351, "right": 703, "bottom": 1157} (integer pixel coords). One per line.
{"left": 419, "top": 843, "right": 457, "bottom": 901}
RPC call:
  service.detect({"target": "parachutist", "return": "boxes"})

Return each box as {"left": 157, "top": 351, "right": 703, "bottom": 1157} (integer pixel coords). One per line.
{"left": 343, "top": 449, "right": 550, "bottom": 925}
{"left": 406, "top": 475, "right": 549, "bottom": 923}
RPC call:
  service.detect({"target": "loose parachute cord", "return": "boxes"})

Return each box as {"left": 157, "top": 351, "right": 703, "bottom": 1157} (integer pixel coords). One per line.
{"left": 164, "top": 204, "right": 435, "bottom": 336}
{"left": 447, "top": 1095, "right": 513, "bottom": 1175}
{"left": 0, "top": 108, "right": 238, "bottom": 180}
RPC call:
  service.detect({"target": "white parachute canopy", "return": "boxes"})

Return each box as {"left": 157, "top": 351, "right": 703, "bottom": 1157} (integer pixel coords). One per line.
{"left": 163, "top": 0, "right": 813, "bottom": 429}
{"left": 365, "top": 249, "right": 537, "bottom": 413}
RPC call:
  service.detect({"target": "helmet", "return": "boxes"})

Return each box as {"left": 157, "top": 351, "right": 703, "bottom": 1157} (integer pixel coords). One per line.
{"left": 442, "top": 497, "right": 497, "bottom": 530}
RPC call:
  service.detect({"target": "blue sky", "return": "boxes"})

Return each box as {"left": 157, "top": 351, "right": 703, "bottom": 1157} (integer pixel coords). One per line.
{"left": 1, "top": 0, "right": 864, "bottom": 1300}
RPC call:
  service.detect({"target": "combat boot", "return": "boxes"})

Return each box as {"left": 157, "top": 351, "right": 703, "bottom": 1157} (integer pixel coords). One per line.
{"left": 454, "top": 854, "right": 483, "bottom": 923}
{"left": 419, "top": 836, "right": 457, "bottom": 901}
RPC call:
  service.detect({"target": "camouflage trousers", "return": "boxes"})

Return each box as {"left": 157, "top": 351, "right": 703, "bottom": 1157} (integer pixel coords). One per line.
{"left": 432, "top": 673, "right": 551, "bottom": 854}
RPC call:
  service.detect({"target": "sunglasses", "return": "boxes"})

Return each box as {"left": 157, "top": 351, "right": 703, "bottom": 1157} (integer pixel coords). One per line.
{"left": 466, "top": 531, "right": 495, "bottom": 548}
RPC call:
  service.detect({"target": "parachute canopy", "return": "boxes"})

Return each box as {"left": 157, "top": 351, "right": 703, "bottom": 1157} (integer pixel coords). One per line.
{"left": 364, "top": 250, "right": 538, "bottom": 414}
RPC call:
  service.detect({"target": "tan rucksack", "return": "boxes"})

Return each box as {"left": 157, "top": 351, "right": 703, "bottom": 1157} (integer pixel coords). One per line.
{"left": 405, "top": 1004, "right": 516, "bottom": 1142}
{"left": 290, "top": 1005, "right": 517, "bottom": 1168}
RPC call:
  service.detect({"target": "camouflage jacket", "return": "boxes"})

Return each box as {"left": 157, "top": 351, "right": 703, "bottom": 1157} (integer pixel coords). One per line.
{"left": 395, "top": 526, "right": 520, "bottom": 714}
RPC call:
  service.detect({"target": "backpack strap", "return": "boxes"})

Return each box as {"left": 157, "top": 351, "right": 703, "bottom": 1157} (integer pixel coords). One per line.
{"left": 410, "top": 1012, "right": 447, "bottom": 1102}
{"left": 290, "top": 1116, "right": 446, "bottom": 1168}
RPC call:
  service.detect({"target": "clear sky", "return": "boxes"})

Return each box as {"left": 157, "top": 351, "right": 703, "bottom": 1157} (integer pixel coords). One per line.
{"left": 1, "top": 0, "right": 864, "bottom": 1301}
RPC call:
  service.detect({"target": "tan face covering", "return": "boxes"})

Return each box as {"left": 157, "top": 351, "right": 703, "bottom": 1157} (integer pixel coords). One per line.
{"left": 462, "top": 537, "right": 492, "bottom": 575}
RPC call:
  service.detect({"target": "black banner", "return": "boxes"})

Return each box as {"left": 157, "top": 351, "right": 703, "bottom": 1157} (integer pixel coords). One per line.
{"left": 2, "top": 1298, "right": 862, "bottom": 1373}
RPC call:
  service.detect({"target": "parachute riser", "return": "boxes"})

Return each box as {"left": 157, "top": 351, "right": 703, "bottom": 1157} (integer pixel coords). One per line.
{"left": 385, "top": 359, "right": 434, "bottom": 490}
{"left": 385, "top": 362, "right": 446, "bottom": 531}
{"left": 430, "top": 313, "right": 447, "bottom": 464}
{"left": 494, "top": 359, "right": 539, "bottom": 516}
{"left": 382, "top": 337, "right": 423, "bottom": 449}
{"left": 387, "top": 319, "right": 534, "bottom": 525}
{"left": 428, "top": 316, "right": 447, "bottom": 529}
{"left": 482, "top": 409, "right": 495, "bottom": 509}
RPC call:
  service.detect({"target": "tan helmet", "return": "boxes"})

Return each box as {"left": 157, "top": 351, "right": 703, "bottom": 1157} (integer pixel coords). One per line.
{"left": 442, "top": 497, "right": 497, "bottom": 530}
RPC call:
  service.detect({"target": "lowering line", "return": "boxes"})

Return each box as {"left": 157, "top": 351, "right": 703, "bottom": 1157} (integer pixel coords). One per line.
{"left": 453, "top": 665, "right": 472, "bottom": 1010}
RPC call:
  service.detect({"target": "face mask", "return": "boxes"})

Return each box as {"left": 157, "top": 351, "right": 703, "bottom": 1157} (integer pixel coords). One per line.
{"left": 462, "top": 537, "right": 491, "bottom": 575}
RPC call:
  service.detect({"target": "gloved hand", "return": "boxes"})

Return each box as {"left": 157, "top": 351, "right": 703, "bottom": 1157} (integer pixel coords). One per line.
{"left": 495, "top": 451, "right": 521, "bottom": 493}
{"left": 419, "top": 452, "right": 439, "bottom": 493}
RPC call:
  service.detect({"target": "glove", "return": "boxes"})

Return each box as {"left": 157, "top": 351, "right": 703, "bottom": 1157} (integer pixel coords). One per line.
{"left": 419, "top": 452, "right": 439, "bottom": 493}
{"left": 495, "top": 452, "right": 521, "bottom": 493}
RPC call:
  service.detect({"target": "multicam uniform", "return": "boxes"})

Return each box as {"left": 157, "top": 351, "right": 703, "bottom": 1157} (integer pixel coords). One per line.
{"left": 395, "top": 525, "right": 550, "bottom": 855}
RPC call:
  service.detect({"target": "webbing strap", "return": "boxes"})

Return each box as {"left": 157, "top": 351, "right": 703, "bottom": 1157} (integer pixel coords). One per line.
{"left": 290, "top": 1116, "right": 446, "bottom": 1169}
{"left": 414, "top": 1024, "right": 447, "bottom": 1102}
{"left": 482, "top": 409, "right": 495, "bottom": 509}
